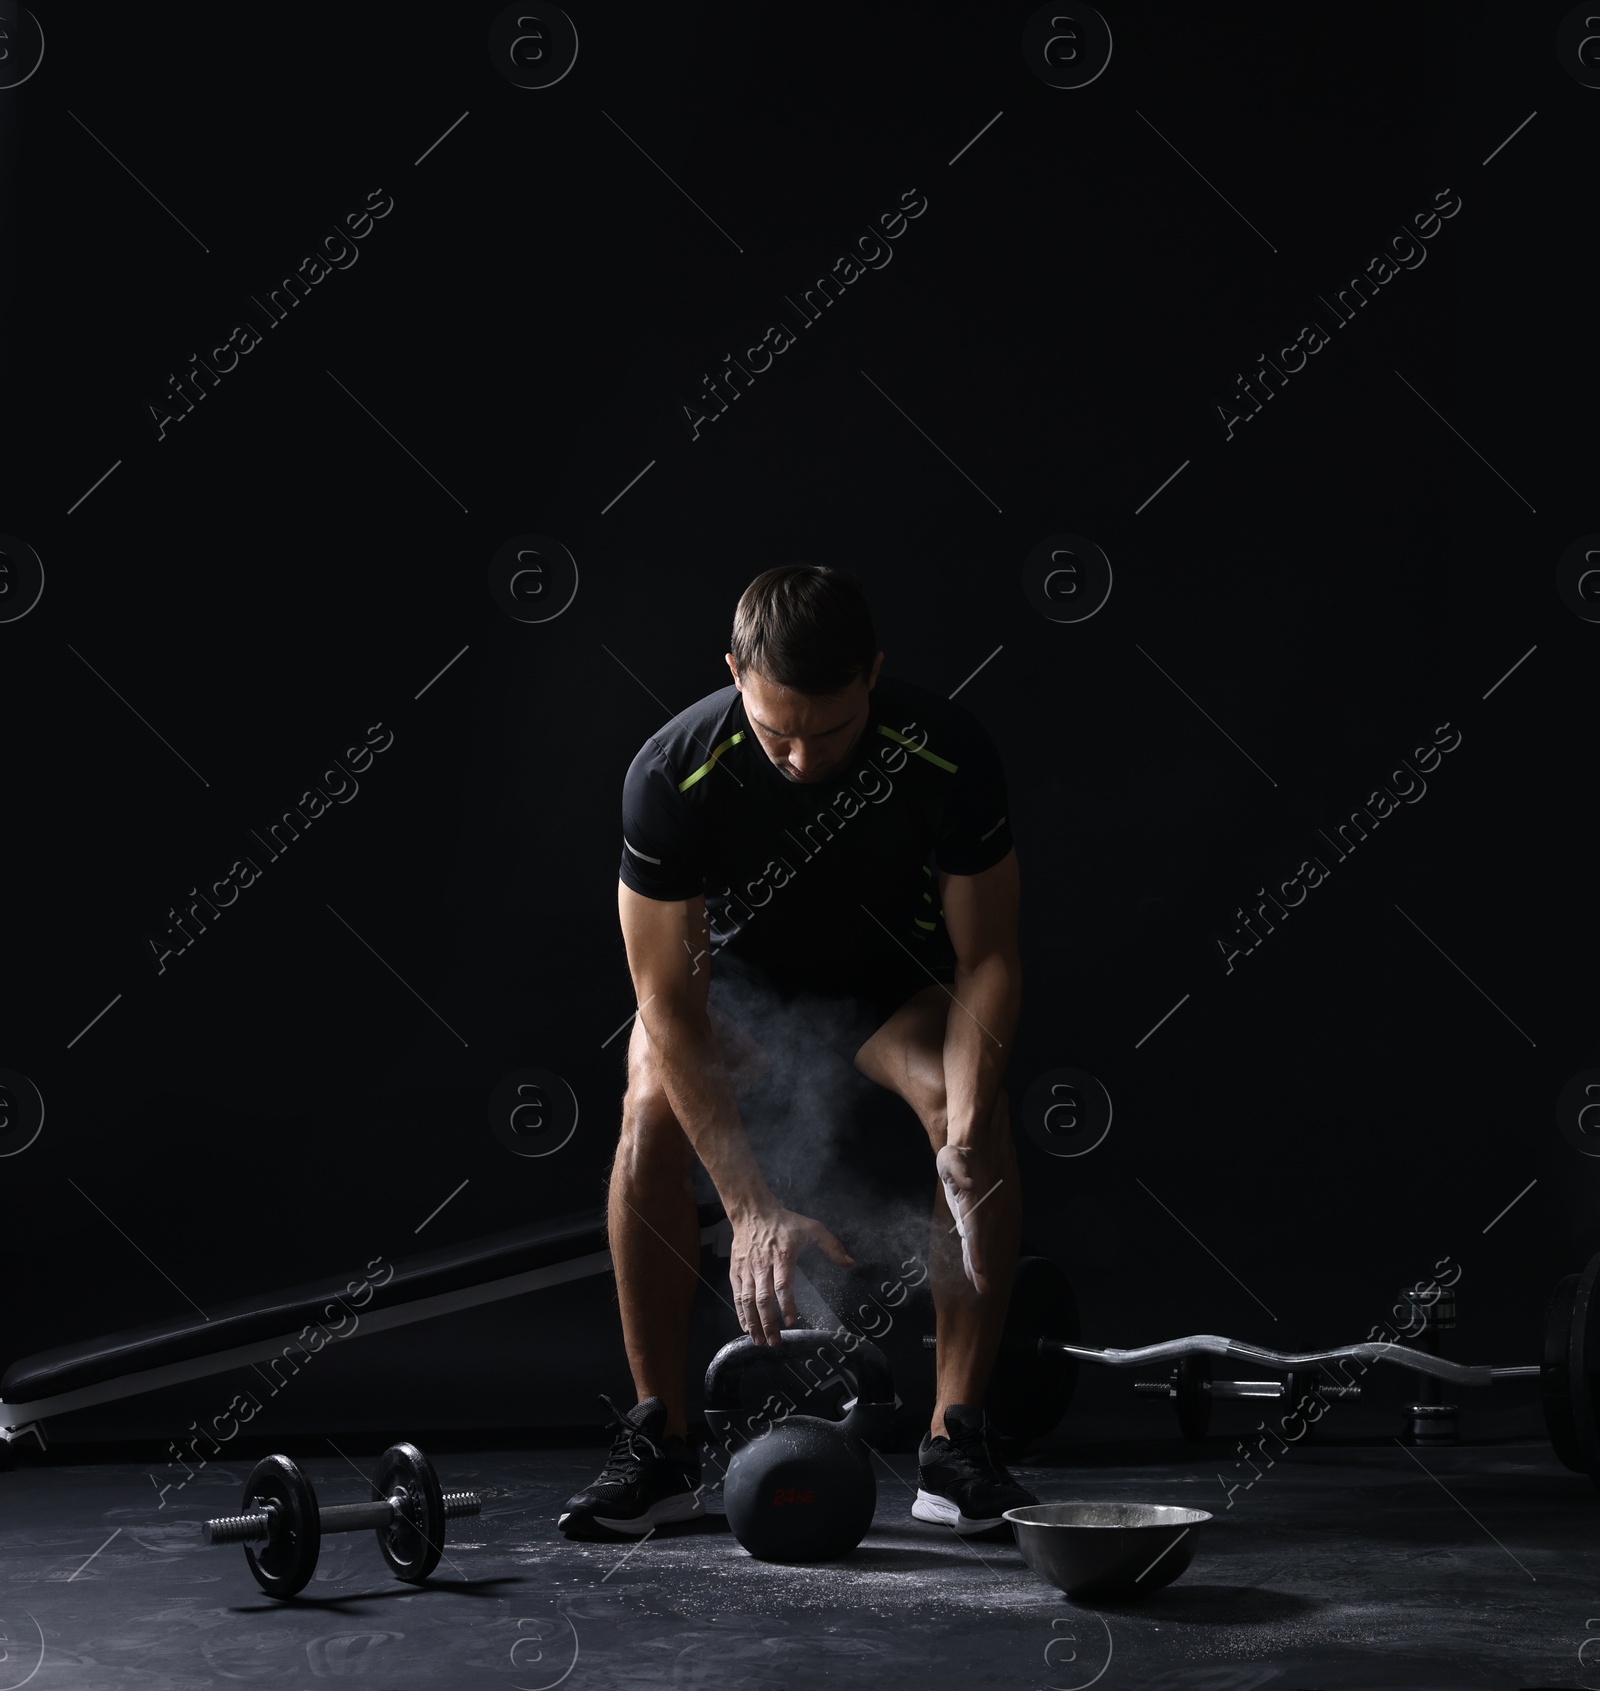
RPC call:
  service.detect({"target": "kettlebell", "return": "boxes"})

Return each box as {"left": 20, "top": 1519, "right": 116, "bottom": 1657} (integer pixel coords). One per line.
{"left": 704, "top": 1329, "right": 897, "bottom": 1563}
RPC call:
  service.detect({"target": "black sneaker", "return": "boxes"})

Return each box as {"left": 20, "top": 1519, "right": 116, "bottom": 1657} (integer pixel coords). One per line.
{"left": 912, "top": 1404, "right": 1039, "bottom": 1534}
{"left": 558, "top": 1396, "right": 706, "bottom": 1541}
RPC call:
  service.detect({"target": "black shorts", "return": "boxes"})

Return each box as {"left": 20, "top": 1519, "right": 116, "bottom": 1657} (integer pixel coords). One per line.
{"left": 708, "top": 952, "right": 956, "bottom": 1069}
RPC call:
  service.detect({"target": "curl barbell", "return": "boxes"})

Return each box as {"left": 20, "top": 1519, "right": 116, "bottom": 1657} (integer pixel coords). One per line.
{"left": 921, "top": 1251, "right": 1600, "bottom": 1481}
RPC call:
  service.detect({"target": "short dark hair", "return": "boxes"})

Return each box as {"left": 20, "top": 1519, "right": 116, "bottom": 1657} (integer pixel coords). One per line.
{"left": 729, "top": 565, "right": 876, "bottom": 695}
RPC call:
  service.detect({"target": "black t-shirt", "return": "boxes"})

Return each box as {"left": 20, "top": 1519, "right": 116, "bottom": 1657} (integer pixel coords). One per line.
{"left": 618, "top": 674, "right": 1012, "bottom": 994}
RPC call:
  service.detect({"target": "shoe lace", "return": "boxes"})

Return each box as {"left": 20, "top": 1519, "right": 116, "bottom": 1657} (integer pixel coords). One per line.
{"left": 940, "top": 1419, "right": 1013, "bottom": 1487}
{"left": 596, "top": 1393, "right": 664, "bottom": 1485}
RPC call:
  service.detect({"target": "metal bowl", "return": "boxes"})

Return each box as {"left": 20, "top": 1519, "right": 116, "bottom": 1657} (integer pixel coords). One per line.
{"left": 1003, "top": 1502, "right": 1211, "bottom": 1600}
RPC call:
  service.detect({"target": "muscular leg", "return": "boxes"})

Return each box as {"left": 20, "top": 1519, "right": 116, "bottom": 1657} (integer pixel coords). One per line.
{"left": 608, "top": 1039, "right": 699, "bottom": 1438}
{"left": 607, "top": 1006, "right": 770, "bottom": 1439}
{"left": 854, "top": 985, "right": 1023, "bottom": 1439}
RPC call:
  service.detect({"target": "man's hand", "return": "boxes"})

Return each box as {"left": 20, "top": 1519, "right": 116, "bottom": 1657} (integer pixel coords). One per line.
{"left": 729, "top": 1204, "right": 855, "bottom": 1345}
{"left": 936, "top": 1142, "right": 1002, "bottom": 1295}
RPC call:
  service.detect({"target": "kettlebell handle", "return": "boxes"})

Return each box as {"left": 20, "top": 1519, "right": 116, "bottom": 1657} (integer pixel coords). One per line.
{"left": 703, "top": 1330, "right": 898, "bottom": 1448}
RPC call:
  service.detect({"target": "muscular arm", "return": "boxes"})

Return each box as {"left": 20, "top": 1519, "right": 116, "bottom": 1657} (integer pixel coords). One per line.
{"left": 934, "top": 849, "right": 1022, "bottom": 1293}
{"left": 617, "top": 882, "right": 774, "bottom": 1215}
{"left": 939, "top": 848, "right": 1022, "bottom": 1145}
{"left": 617, "top": 881, "right": 853, "bottom": 1340}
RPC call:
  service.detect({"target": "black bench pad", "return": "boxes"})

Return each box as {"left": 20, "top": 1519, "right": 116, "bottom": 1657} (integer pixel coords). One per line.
{"left": 4, "top": 1201, "right": 724, "bottom": 1402}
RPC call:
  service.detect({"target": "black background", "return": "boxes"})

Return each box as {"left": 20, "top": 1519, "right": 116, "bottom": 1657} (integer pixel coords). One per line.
{"left": 1, "top": 1, "right": 1593, "bottom": 1437}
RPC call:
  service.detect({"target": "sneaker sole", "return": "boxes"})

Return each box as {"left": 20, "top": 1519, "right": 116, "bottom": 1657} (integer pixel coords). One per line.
{"left": 911, "top": 1488, "right": 1006, "bottom": 1535}
{"left": 559, "top": 1490, "right": 707, "bottom": 1539}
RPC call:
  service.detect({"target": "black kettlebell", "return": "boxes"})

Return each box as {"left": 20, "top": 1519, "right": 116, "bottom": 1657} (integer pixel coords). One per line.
{"left": 704, "top": 1329, "right": 897, "bottom": 1563}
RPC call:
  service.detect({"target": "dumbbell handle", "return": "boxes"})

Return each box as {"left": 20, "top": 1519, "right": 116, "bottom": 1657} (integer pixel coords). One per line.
{"left": 204, "top": 1488, "right": 480, "bottom": 1546}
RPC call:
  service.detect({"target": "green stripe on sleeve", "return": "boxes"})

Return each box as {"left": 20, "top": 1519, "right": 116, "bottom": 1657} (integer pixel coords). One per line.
{"left": 678, "top": 731, "right": 746, "bottom": 791}
{"left": 876, "top": 722, "right": 958, "bottom": 773}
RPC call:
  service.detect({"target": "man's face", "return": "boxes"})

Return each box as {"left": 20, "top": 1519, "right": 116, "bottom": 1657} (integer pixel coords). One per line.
{"left": 725, "top": 650, "right": 884, "bottom": 784}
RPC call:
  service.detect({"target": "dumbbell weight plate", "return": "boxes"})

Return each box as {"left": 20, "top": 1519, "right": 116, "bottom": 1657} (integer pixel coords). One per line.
{"left": 371, "top": 1442, "right": 445, "bottom": 1584}
{"left": 1569, "top": 1253, "right": 1600, "bottom": 1485}
{"left": 987, "top": 1256, "right": 1080, "bottom": 1457}
{"left": 1175, "top": 1353, "right": 1211, "bottom": 1442}
{"left": 1542, "top": 1274, "right": 1584, "bottom": 1473}
{"left": 241, "top": 1454, "right": 321, "bottom": 1598}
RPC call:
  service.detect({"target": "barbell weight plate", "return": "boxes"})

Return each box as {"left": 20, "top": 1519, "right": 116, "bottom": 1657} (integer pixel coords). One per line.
{"left": 241, "top": 1454, "right": 321, "bottom": 1599}
{"left": 1284, "top": 1369, "right": 1327, "bottom": 1427}
{"left": 986, "top": 1256, "right": 1080, "bottom": 1456}
{"left": 1542, "top": 1274, "right": 1584, "bottom": 1473}
{"left": 1569, "top": 1253, "right": 1600, "bottom": 1486}
{"left": 1175, "top": 1352, "right": 1212, "bottom": 1442}
{"left": 371, "top": 1442, "right": 445, "bottom": 1584}
{"left": 1282, "top": 1370, "right": 1309, "bottom": 1423}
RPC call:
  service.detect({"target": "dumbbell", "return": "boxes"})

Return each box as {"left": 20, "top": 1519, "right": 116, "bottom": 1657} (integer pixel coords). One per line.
{"left": 202, "top": 1442, "right": 480, "bottom": 1597}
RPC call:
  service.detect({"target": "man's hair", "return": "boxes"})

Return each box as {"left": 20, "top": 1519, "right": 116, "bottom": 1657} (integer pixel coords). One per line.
{"left": 729, "top": 565, "right": 876, "bottom": 695}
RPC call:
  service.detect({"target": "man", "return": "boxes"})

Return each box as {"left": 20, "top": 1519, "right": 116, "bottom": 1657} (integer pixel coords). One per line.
{"left": 559, "top": 564, "right": 1037, "bottom": 1541}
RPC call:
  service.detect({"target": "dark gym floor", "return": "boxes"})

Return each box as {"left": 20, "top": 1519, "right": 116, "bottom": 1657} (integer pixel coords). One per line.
{"left": 3, "top": 1401, "right": 1593, "bottom": 1690}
